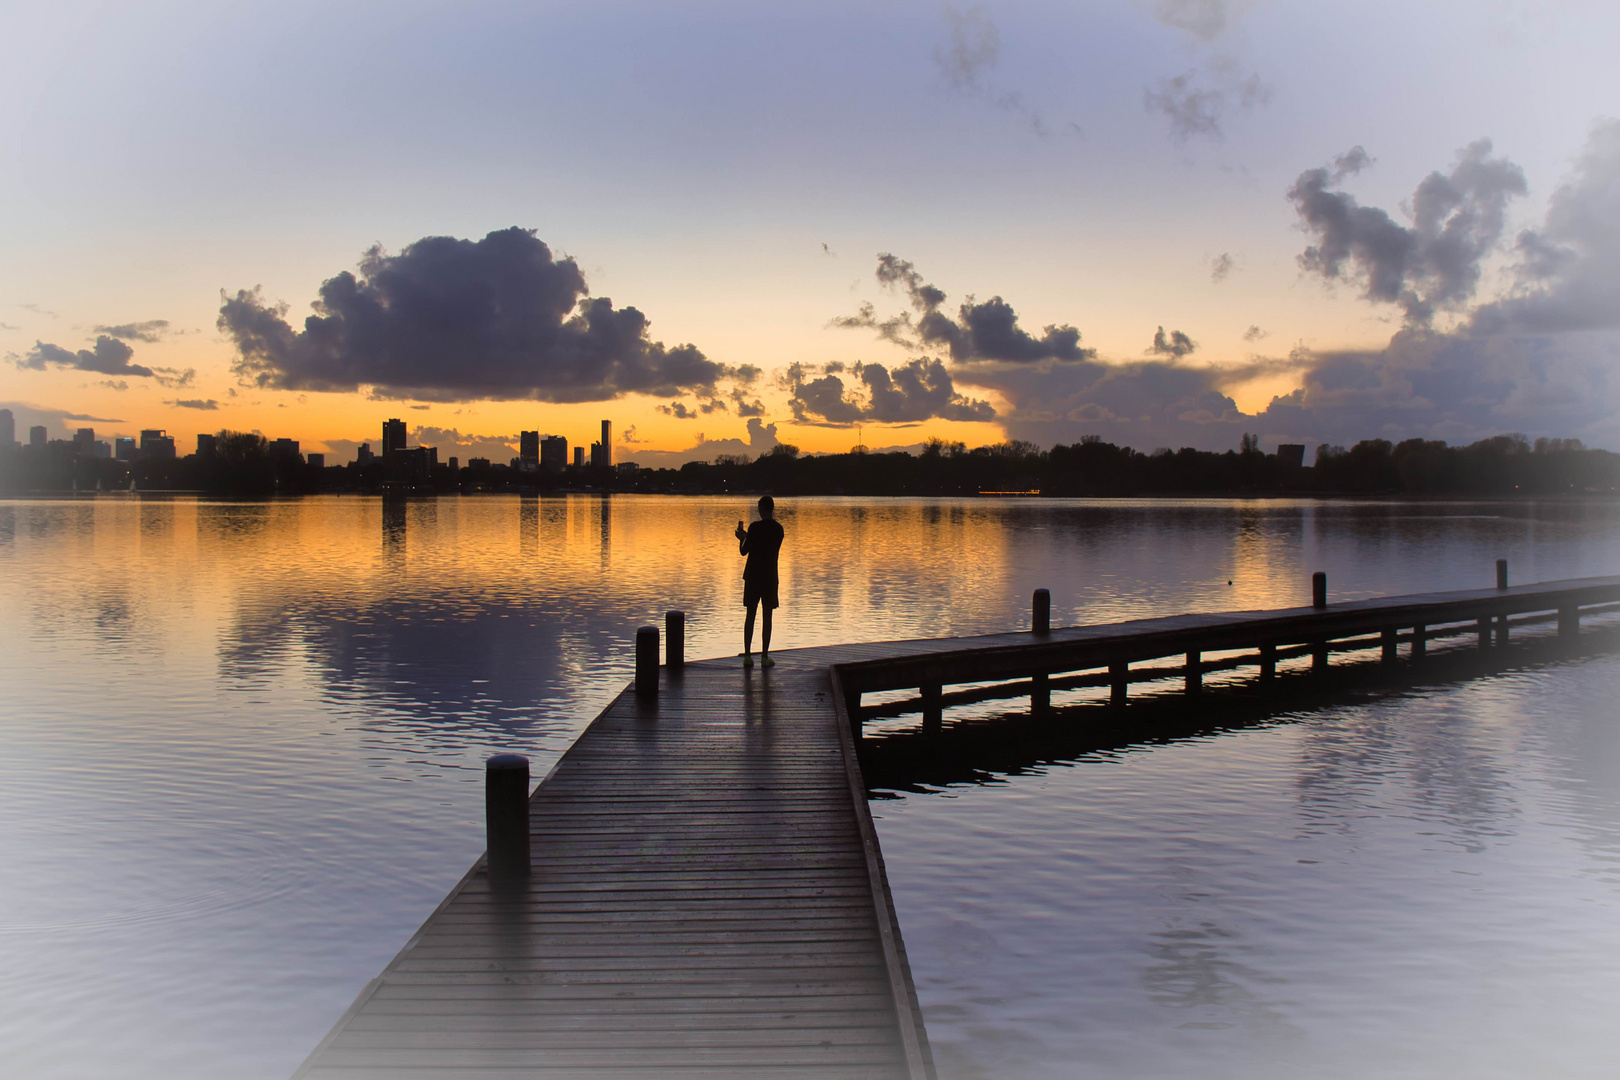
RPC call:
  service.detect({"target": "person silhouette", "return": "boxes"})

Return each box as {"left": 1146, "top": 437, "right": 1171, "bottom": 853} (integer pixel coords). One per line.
{"left": 735, "top": 495, "right": 785, "bottom": 667}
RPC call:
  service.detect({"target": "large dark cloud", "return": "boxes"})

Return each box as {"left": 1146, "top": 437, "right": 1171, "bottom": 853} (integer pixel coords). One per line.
{"left": 783, "top": 358, "right": 996, "bottom": 427}
{"left": 1290, "top": 139, "right": 1528, "bottom": 324}
{"left": 218, "top": 227, "right": 742, "bottom": 403}
{"left": 19, "top": 336, "right": 154, "bottom": 377}
{"left": 836, "top": 254, "right": 1094, "bottom": 364}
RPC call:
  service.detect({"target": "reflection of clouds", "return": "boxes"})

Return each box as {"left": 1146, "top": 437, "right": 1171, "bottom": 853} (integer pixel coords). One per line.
{"left": 1142, "top": 920, "right": 1303, "bottom": 1042}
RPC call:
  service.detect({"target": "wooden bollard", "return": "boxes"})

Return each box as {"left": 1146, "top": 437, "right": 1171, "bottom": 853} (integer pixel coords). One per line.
{"left": 1312, "top": 571, "right": 1327, "bottom": 609}
{"left": 635, "top": 625, "right": 659, "bottom": 697}
{"left": 665, "top": 610, "right": 685, "bottom": 672}
{"left": 1033, "top": 589, "right": 1051, "bottom": 635}
{"left": 485, "top": 753, "right": 530, "bottom": 885}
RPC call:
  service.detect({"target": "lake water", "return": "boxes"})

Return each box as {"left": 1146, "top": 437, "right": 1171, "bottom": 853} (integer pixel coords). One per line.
{"left": 1, "top": 495, "right": 1617, "bottom": 1079}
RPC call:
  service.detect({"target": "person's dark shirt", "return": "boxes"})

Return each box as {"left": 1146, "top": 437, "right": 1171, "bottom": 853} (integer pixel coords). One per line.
{"left": 742, "top": 519, "right": 785, "bottom": 583}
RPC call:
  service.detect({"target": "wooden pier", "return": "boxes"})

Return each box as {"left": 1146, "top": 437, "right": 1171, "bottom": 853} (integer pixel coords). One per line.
{"left": 295, "top": 571, "right": 1618, "bottom": 1078}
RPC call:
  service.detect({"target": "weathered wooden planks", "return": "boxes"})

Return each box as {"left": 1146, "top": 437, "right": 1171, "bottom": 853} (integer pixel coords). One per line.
{"left": 295, "top": 654, "right": 935, "bottom": 1080}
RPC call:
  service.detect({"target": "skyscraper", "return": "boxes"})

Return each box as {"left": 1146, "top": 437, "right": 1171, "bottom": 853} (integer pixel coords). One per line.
{"left": 600, "top": 420, "right": 612, "bottom": 468}
{"left": 540, "top": 435, "right": 567, "bottom": 472}
{"left": 197, "top": 433, "right": 216, "bottom": 457}
{"left": 519, "top": 430, "right": 540, "bottom": 470}
{"left": 140, "top": 430, "right": 176, "bottom": 459}
{"left": 573, "top": 446, "right": 585, "bottom": 468}
{"left": 382, "top": 418, "right": 407, "bottom": 456}
{"left": 74, "top": 428, "right": 95, "bottom": 455}
{"left": 0, "top": 409, "right": 13, "bottom": 447}
{"left": 29, "top": 426, "right": 46, "bottom": 449}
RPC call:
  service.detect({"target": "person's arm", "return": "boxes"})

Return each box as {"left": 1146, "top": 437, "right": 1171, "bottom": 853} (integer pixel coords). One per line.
{"left": 737, "top": 519, "right": 750, "bottom": 555}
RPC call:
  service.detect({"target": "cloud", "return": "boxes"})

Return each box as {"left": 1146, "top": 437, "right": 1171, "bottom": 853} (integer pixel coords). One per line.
{"left": 622, "top": 425, "right": 643, "bottom": 444}
{"left": 1210, "top": 252, "right": 1235, "bottom": 282}
{"left": 1470, "top": 118, "right": 1620, "bottom": 336}
{"left": 1148, "top": 326, "right": 1197, "bottom": 359}
{"left": 623, "top": 417, "right": 782, "bottom": 468}
{"left": 1289, "top": 138, "right": 1529, "bottom": 324}
{"left": 62, "top": 411, "right": 125, "bottom": 422}
{"left": 93, "top": 319, "right": 170, "bottom": 343}
{"left": 732, "top": 388, "right": 766, "bottom": 417}
{"left": 218, "top": 227, "right": 744, "bottom": 403}
{"left": 0, "top": 322, "right": 17, "bottom": 331}
{"left": 783, "top": 357, "right": 996, "bottom": 426}
{"left": 100, "top": 380, "right": 129, "bottom": 391}
{"left": 1150, "top": 0, "right": 1251, "bottom": 43}
{"left": 838, "top": 254, "right": 1094, "bottom": 364}
{"left": 933, "top": 5, "right": 1063, "bottom": 138}
{"left": 660, "top": 401, "right": 698, "bottom": 419}
{"left": 1144, "top": 68, "right": 1270, "bottom": 143}
{"left": 168, "top": 398, "right": 220, "bottom": 410}
{"left": 19, "top": 304, "right": 57, "bottom": 318}
{"left": 19, "top": 336, "right": 155, "bottom": 377}
{"left": 1243, "top": 325, "right": 1269, "bottom": 342}
{"left": 152, "top": 368, "right": 196, "bottom": 388}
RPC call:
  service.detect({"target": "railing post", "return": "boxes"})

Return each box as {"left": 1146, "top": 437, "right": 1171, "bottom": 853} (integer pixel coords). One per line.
{"left": 1259, "top": 643, "right": 1276, "bottom": 681}
{"left": 1412, "top": 623, "right": 1426, "bottom": 660}
{"left": 1109, "top": 659, "right": 1128, "bottom": 707}
{"left": 1312, "top": 571, "right": 1327, "bottom": 609}
{"left": 1559, "top": 605, "right": 1579, "bottom": 640}
{"left": 921, "top": 682, "right": 943, "bottom": 732}
{"left": 1032, "top": 588, "right": 1050, "bottom": 635}
{"left": 1496, "top": 559, "right": 1508, "bottom": 590}
{"left": 635, "top": 625, "right": 659, "bottom": 697}
{"left": 1185, "top": 650, "right": 1201, "bottom": 694}
{"left": 664, "top": 610, "right": 685, "bottom": 673}
{"left": 485, "top": 753, "right": 530, "bottom": 886}
{"left": 1381, "top": 628, "right": 1397, "bottom": 665}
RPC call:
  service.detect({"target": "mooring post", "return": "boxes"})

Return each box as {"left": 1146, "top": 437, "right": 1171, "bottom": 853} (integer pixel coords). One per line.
{"left": 1381, "top": 628, "right": 1398, "bottom": 665}
{"left": 1033, "top": 588, "right": 1051, "bottom": 635}
{"left": 1259, "top": 643, "right": 1276, "bottom": 681}
{"left": 1494, "top": 560, "right": 1510, "bottom": 645}
{"left": 485, "top": 753, "right": 530, "bottom": 886}
{"left": 1110, "top": 659, "right": 1129, "bottom": 707}
{"left": 664, "top": 610, "right": 685, "bottom": 673}
{"left": 921, "top": 682, "right": 943, "bottom": 732}
{"left": 1312, "top": 571, "right": 1327, "bottom": 609}
{"left": 635, "top": 625, "right": 659, "bottom": 697}
{"left": 1413, "top": 623, "right": 1427, "bottom": 660}
{"left": 1185, "top": 650, "right": 1201, "bottom": 694}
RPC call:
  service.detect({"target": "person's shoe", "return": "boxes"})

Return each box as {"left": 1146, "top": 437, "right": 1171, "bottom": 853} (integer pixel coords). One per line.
{"left": 760, "top": 653, "right": 775, "bottom": 668}
{"left": 741, "top": 652, "right": 754, "bottom": 668}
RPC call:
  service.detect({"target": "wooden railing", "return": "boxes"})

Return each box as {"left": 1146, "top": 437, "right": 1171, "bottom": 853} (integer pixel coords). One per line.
{"left": 834, "top": 570, "right": 1620, "bottom": 734}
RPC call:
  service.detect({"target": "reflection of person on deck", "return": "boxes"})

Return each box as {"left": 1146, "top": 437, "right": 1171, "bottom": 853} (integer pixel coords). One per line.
{"left": 735, "top": 495, "right": 785, "bottom": 668}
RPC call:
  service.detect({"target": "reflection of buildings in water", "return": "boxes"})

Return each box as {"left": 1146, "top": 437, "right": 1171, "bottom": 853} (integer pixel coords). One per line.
{"left": 519, "top": 495, "right": 538, "bottom": 559}
{"left": 381, "top": 497, "right": 407, "bottom": 556}
{"left": 598, "top": 495, "right": 611, "bottom": 565}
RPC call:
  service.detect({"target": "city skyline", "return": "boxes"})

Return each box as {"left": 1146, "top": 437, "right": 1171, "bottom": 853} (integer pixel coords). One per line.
{"left": 5, "top": 1, "right": 1620, "bottom": 463}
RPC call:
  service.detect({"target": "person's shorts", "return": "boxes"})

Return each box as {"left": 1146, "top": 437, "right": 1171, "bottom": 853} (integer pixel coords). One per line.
{"left": 743, "top": 577, "right": 780, "bottom": 610}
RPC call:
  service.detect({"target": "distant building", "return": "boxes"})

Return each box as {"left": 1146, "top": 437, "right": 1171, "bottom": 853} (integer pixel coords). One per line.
{"left": 306, "top": 452, "right": 325, "bottom": 469}
{"left": 519, "top": 430, "right": 540, "bottom": 471}
{"left": 0, "top": 409, "right": 13, "bottom": 446}
{"left": 616, "top": 461, "right": 639, "bottom": 473}
{"left": 1276, "top": 444, "right": 1306, "bottom": 470}
{"left": 590, "top": 441, "right": 605, "bottom": 468}
{"left": 196, "top": 433, "right": 216, "bottom": 457}
{"left": 541, "top": 435, "right": 567, "bottom": 472}
{"left": 573, "top": 446, "right": 585, "bottom": 468}
{"left": 74, "top": 428, "right": 95, "bottom": 455}
{"left": 90, "top": 441, "right": 111, "bottom": 459}
{"left": 600, "top": 419, "right": 612, "bottom": 468}
{"left": 114, "top": 437, "right": 137, "bottom": 461}
{"left": 140, "top": 429, "right": 176, "bottom": 460}
{"left": 468, "top": 457, "right": 491, "bottom": 470}
{"left": 29, "top": 426, "right": 46, "bottom": 449}
{"left": 382, "top": 418, "right": 408, "bottom": 456}
{"left": 356, "top": 442, "right": 375, "bottom": 465}
{"left": 271, "top": 438, "right": 301, "bottom": 460}
{"left": 446, "top": 456, "right": 458, "bottom": 472}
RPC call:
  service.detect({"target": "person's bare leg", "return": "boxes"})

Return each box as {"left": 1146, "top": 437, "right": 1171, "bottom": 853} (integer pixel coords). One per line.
{"left": 760, "top": 607, "right": 774, "bottom": 667}
{"left": 743, "top": 602, "right": 757, "bottom": 665}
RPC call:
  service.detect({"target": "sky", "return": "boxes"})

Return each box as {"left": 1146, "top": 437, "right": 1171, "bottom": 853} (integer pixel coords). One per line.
{"left": 3, "top": 0, "right": 1618, "bottom": 464}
